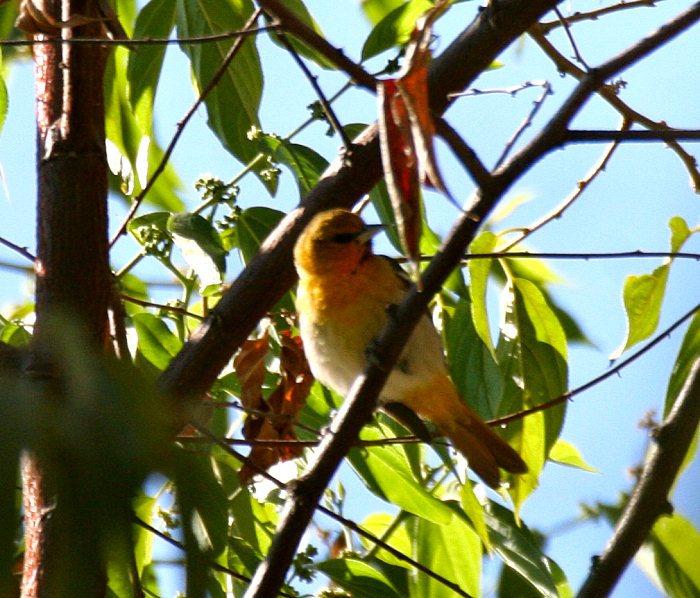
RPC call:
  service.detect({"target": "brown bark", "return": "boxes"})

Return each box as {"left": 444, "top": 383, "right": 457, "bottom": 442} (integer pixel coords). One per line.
{"left": 22, "top": 0, "right": 111, "bottom": 593}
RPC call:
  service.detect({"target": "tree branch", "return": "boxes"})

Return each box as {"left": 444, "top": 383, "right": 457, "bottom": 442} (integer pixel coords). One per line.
{"left": 497, "top": 1, "right": 700, "bottom": 191}
{"left": 566, "top": 129, "right": 700, "bottom": 142}
{"left": 577, "top": 354, "right": 700, "bottom": 598}
{"left": 254, "top": 0, "right": 377, "bottom": 91}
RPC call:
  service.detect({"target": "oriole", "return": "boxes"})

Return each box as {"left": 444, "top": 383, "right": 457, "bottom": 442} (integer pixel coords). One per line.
{"left": 293, "top": 208, "right": 527, "bottom": 488}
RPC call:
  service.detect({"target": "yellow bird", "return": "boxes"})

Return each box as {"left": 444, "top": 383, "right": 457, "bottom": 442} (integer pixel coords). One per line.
{"left": 293, "top": 208, "right": 527, "bottom": 488}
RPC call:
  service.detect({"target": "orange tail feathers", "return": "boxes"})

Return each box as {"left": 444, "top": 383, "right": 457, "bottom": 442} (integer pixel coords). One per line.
{"left": 402, "top": 377, "right": 527, "bottom": 488}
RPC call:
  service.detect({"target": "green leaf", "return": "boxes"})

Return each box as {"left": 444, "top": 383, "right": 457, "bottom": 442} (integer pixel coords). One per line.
{"left": 361, "top": 0, "right": 434, "bottom": 60}
{"left": 408, "top": 509, "right": 481, "bottom": 598}
{"left": 172, "top": 447, "right": 229, "bottom": 557}
{"left": 668, "top": 215, "right": 692, "bottom": 253}
{"left": 105, "top": 49, "right": 185, "bottom": 211}
{"left": 169, "top": 212, "right": 227, "bottom": 287}
{"left": 235, "top": 207, "right": 285, "bottom": 265}
{"left": 612, "top": 217, "right": 696, "bottom": 358}
{"left": 127, "top": 0, "right": 177, "bottom": 125}
{"left": 485, "top": 501, "right": 561, "bottom": 598}
{"left": 171, "top": 448, "right": 228, "bottom": 598}
{"left": 176, "top": 0, "right": 264, "bottom": 170}
{"left": 0, "top": 52, "right": 7, "bottom": 137}
{"left": 229, "top": 488, "right": 277, "bottom": 555}
{"left": 496, "top": 277, "right": 568, "bottom": 511}
{"left": 650, "top": 513, "right": 700, "bottom": 598}
{"left": 445, "top": 298, "right": 503, "bottom": 420}
{"left": 361, "top": 0, "right": 405, "bottom": 24}
{"left": 665, "top": 308, "right": 700, "bottom": 417}
{"left": 0, "top": 320, "right": 31, "bottom": 347}
{"left": 132, "top": 493, "right": 158, "bottom": 576}
{"left": 257, "top": 134, "right": 329, "bottom": 197}
{"left": 132, "top": 312, "right": 183, "bottom": 369}
{"left": 460, "top": 481, "right": 491, "bottom": 551}
{"left": 663, "top": 307, "right": 700, "bottom": 480}
{"left": 359, "top": 513, "right": 413, "bottom": 568}
{"left": 318, "top": 558, "right": 402, "bottom": 598}
{"left": 549, "top": 439, "right": 597, "bottom": 473}
{"left": 612, "top": 264, "right": 670, "bottom": 359}
{"left": 469, "top": 230, "right": 497, "bottom": 355}
{"left": 347, "top": 427, "right": 455, "bottom": 525}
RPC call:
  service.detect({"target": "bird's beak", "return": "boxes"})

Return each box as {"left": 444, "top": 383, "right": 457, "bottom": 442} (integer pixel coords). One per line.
{"left": 357, "top": 223, "right": 385, "bottom": 244}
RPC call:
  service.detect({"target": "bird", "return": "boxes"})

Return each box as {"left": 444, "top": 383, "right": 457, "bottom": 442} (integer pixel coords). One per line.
{"left": 293, "top": 208, "right": 528, "bottom": 488}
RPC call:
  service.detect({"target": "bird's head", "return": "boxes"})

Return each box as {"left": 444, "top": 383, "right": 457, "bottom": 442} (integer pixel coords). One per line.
{"left": 293, "top": 209, "right": 384, "bottom": 276}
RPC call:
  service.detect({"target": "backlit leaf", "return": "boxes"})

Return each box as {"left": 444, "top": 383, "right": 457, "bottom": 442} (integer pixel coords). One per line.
{"left": 650, "top": 513, "right": 700, "bottom": 598}
{"left": 127, "top": 0, "right": 177, "bottom": 126}
{"left": 257, "top": 134, "right": 328, "bottom": 197}
{"left": 132, "top": 312, "right": 183, "bottom": 369}
{"left": 549, "top": 439, "right": 597, "bottom": 473}
{"left": 318, "top": 558, "right": 402, "bottom": 598}
{"left": 409, "top": 508, "right": 481, "bottom": 598}
{"left": 469, "top": 230, "right": 498, "bottom": 356}
{"left": 359, "top": 512, "right": 413, "bottom": 568}
{"left": 612, "top": 217, "right": 697, "bottom": 358}
{"left": 496, "top": 277, "right": 568, "bottom": 511}
{"left": 486, "top": 501, "right": 561, "bottom": 598}
{"left": 347, "top": 427, "right": 455, "bottom": 525}
{"left": 176, "top": 0, "right": 263, "bottom": 170}
{"left": 361, "top": 0, "right": 434, "bottom": 60}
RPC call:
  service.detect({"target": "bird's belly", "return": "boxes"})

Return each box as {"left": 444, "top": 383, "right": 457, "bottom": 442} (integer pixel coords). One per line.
{"left": 300, "top": 305, "right": 448, "bottom": 403}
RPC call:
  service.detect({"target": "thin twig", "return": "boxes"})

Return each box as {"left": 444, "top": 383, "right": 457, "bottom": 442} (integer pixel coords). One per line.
{"left": 0, "top": 236, "right": 36, "bottom": 262}
{"left": 490, "top": 302, "right": 700, "bottom": 427}
{"left": 500, "top": 117, "right": 630, "bottom": 252}
{"left": 0, "top": 23, "right": 279, "bottom": 47}
{"left": 566, "top": 129, "right": 700, "bottom": 142}
{"left": 268, "top": 24, "right": 352, "bottom": 150}
{"left": 553, "top": 5, "right": 591, "bottom": 70}
{"left": 465, "top": 250, "right": 700, "bottom": 261}
{"left": 494, "top": 80, "right": 552, "bottom": 168}
{"left": 529, "top": 25, "right": 700, "bottom": 191}
{"left": 255, "top": 0, "right": 377, "bottom": 91}
{"left": 131, "top": 516, "right": 298, "bottom": 592}
{"left": 496, "top": 3, "right": 700, "bottom": 192}
{"left": 435, "top": 117, "right": 492, "bottom": 189}
{"left": 120, "top": 294, "right": 205, "bottom": 320}
{"left": 176, "top": 434, "right": 424, "bottom": 448}
{"left": 539, "top": 0, "right": 659, "bottom": 34}
{"left": 109, "top": 8, "right": 264, "bottom": 247}
{"left": 449, "top": 79, "right": 549, "bottom": 98}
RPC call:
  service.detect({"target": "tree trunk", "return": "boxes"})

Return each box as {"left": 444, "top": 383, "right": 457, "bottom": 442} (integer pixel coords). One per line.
{"left": 21, "top": 0, "right": 111, "bottom": 593}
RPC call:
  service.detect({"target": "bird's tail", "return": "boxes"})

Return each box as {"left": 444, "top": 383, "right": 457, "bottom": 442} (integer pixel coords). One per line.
{"left": 404, "top": 377, "right": 528, "bottom": 488}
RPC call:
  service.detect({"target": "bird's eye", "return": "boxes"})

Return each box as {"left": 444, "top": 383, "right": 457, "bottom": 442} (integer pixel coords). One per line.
{"left": 331, "top": 232, "right": 357, "bottom": 244}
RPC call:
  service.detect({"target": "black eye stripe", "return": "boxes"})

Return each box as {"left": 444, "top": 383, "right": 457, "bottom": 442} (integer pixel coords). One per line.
{"left": 331, "top": 232, "right": 357, "bottom": 244}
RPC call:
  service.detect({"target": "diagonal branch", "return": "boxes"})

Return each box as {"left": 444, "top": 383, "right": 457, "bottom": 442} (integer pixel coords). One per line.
{"left": 496, "top": 1, "right": 700, "bottom": 192}
{"left": 529, "top": 18, "right": 700, "bottom": 191}
{"left": 577, "top": 353, "right": 700, "bottom": 598}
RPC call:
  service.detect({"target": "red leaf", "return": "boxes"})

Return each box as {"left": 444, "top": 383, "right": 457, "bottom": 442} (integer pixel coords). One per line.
{"left": 377, "top": 0, "right": 452, "bottom": 274}
{"left": 237, "top": 331, "right": 314, "bottom": 482}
